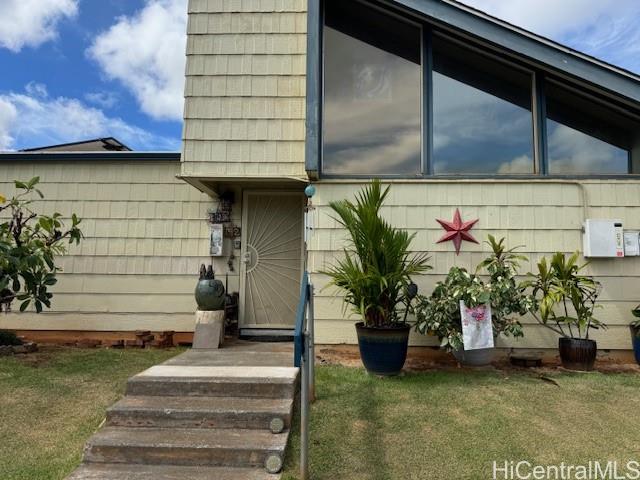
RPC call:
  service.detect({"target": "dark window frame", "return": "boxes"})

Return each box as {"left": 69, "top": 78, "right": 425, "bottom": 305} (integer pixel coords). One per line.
{"left": 313, "top": 0, "right": 640, "bottom": 179}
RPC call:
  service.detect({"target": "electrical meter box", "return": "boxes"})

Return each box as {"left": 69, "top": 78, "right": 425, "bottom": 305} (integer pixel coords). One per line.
{"left": 583, "top": 219, "right": 624, "bottom": 258}
{"left": 624, "top": 231, "right": 640, "bottom": 256}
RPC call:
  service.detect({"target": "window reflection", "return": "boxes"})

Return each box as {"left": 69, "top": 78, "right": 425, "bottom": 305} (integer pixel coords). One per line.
{"left": 546, "top": 82, "right": 635, "bottom": 174}
{"left": 322, "top": 2, "right": 422, "bottom": 176}
{"left": 432, "top": 36, "right": 534, "bottom": 175}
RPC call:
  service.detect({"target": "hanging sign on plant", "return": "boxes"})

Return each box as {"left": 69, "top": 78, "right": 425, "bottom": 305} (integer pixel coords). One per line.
{"left": 460, "top": 301, "right": 494, "bottom": 351}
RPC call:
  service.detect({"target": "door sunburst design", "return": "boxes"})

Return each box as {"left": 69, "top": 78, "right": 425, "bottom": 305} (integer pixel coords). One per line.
{"left": 242, "top": 193, "right": 303, "bottom": 327}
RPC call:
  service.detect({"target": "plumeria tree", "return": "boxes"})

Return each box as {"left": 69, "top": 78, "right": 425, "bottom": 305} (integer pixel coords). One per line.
{"left": 0, "top": 177, "right": 82, "bottom": 312}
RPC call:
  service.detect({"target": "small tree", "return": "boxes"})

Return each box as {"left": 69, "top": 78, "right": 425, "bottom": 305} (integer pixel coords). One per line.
{"left": 0, "top": 177, "right": 82, "bottom": 312}
{"left": 527, "top": 252, "right": 604, "bottom": 339}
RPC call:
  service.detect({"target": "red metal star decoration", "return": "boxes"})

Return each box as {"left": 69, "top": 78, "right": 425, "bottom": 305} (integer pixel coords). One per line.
{"left": 436, "top": 208, "right": 479, "bottom": 255}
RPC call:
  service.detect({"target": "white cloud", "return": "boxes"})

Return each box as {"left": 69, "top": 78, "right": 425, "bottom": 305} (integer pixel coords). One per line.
{"left": 546, "top": 122, "right": 628, "bottom": 174}
{"left": 0, "top": 98, "right": 18, "bottom": 150}
{"left": 458, "top": 0, "right": 640, "bottom": 73}
{"left": 498, "top": 155, "right": 533, "bottom": 174}
{"left": 87, "top": 0, "right": 188, "bottom": 121}
{"left": 84, "top": 91, "right": 119, "bottom": 109}
{"left": 25, "top": 82, "right": 48, "bottom": 98}
{"left": 0, "top": 84, "right": 178, "bottom": 151}
{"left": 0, "top": 0, "right": 78, "bottom": 52}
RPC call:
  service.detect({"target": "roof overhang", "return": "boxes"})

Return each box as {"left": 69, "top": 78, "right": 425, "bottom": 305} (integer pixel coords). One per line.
{"left": 178, "top": 175, "right": 308, "bottom": 197}
{"left": 0, "top": 152, "right": 180, "bottom": 162}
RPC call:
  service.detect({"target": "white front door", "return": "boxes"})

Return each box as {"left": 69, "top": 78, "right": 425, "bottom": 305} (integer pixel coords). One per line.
{"left": 240, "top": 191, "right": 304, "bottom": 329}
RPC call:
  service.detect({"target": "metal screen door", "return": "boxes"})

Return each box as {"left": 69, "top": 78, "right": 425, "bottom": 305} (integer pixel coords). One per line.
{"left": 240, "top": 192, "right": 304, "bottom": 328}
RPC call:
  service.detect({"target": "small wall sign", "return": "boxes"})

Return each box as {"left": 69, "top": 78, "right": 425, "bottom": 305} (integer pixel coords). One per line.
{"left": 210, "top": 224, "right": 224, "bottom": 256}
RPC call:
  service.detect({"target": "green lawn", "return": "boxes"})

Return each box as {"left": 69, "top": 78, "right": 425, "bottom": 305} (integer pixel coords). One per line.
{"left": 0, "top": 346, "right": 182, "bottom": 480}
{"left": 283, "top": 366, "right": 640, "bottom": 480}
{"left": 1, "top": 348, "right": 639, "bottom": 480}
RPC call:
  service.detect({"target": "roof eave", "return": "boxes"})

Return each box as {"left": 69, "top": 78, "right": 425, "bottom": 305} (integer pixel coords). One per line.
{"left": 0, "top": 152, "right": 180, "bottom": 162}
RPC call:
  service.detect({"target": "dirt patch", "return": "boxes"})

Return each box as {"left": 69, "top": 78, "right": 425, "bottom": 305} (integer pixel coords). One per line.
{"left": 315, "top": 344, "right": 640, "bottom": 374}
{"left": 5, "top": 345, "right": 65, "bottom": 367}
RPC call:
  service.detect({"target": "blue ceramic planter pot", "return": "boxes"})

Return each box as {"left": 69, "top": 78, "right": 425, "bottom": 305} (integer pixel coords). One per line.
{"left": 630, "top": 326, "right": 640, "bottom": 365}
{"left": 355, "top": 322, "right": 410, "bottom": 376}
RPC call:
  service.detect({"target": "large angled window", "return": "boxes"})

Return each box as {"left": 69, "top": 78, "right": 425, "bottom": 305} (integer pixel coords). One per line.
{"left": 545, "top": 81, "right": 638, "bottom": 174}
{"left": 322, "top": 1, "right": 422, "bottom": 176}
{"left": 432, "top": 35, "right": 535, "bottom": 175}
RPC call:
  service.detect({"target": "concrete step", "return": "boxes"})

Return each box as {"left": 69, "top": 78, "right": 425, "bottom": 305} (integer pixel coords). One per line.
{"left": 67, "top": 463, "right": 280, "bottom": 479}
{"left": 163, "top": 350, "right": 293, "bottom": 367}
{"left": 126, "top": 366, "right": 298, "bottom": 399}
{"left": 107, "top": 396, "right": 293, "bottom": 430}
{"left": 83, "top": 427, "right": 288, "bottom": 469}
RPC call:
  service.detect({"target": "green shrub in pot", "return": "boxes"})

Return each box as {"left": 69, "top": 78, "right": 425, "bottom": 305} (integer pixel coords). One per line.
{"left": 527, "top": 252, "right": 605, "bottom": 371}
{"left": 629, "top": 305, "right": 640, "bottom": 365}
{"left": 414, "top": 236, "right": 530, "bottom": 364}
{"left": 631, "top": 306, "right": 640, "bottom": 335}
{"left": 414, "top": 266, "right": 489, "bottom": 351}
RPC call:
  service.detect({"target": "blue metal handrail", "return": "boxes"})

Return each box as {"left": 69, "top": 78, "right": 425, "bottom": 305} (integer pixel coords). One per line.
{"left": 294, "top": 271, "right": 309, "bottom": 368}
{"left": 293, "top": 270, "right": 314, "bottom": 480}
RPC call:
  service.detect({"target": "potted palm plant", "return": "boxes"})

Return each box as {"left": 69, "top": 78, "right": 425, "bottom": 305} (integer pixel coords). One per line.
{"left": 528, "top": 252, "right": 604, "bottom": 371}
{"left": 630, "top": 306, "right": 640, "bottom": 365}
{"left": 414, "top": 236, "right": 529, "bottom": 366}
{"left": 324, "top": 180, "right": 430, "bottom": 375}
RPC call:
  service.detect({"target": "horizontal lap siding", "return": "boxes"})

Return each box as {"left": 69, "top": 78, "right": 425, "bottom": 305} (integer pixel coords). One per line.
{"left": 0, "top": 161, "right": 213, "bottom": 332}
{"left": 310, "top": 181, "right": 640, "bottom": 349}
{"left": 181, "top": 0, "right": 307, "bottom": 179}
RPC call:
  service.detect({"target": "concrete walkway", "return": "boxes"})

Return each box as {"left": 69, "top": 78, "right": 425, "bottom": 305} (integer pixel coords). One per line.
{"left": 68, "top": 341, "right": 298, "bottom": 479}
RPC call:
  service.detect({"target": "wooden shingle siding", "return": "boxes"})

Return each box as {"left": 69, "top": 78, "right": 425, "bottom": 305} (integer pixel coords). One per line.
{"left": 181, "top": 0, "right": 307, "bottom": 179}
{"left": 309, "top": 181, "right": 640, "bottom": 348}
{"left": 0, "top": 161, "right": 213, "bottom": 333}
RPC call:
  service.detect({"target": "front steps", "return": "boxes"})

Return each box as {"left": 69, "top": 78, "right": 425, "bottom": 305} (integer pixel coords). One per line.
{"left": 68, "top": 360, "right": 299, "bottom": 479}
{"left": 67, "top": 464, "right": 279, "bottom": 480}
{"left": 107, "top": 396, "right": 293, "bottom": 430}
{"left": 82, "top": 427, "right": 288, "bottom": 467}
{"left": 126, "top": 366, "right": 297, "bottom": 398}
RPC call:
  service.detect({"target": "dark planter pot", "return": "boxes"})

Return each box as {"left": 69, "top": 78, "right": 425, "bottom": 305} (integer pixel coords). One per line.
{"left": 558, "top": 337, "right": 597, "bottom": 371}
{"left": 195, "top": 278, "right": 226, "bottom": 311}
{"left": 452, "top": 346, "right": 495, "bottom": 366}
{"left": 355, "top": 322, "right": 410, "bottom": 376}
{"left": 630, "top": 326, "right": 640, "bottom": 366}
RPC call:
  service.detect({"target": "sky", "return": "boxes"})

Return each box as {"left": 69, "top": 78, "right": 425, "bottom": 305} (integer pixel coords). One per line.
{"left": 0, "top": 0, "right": 638, "bottom": 152}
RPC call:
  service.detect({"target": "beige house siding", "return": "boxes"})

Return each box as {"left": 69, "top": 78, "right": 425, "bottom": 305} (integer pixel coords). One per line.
{"left": 309, "top": 181, "right": 640, "bottom": 349}
{"left": 178, "top": 0, "right": 638, "bottom": 350}
{"left": 0, "top": 160, "right": 213, "bottom": 333}
{"left": 181, "top": 0, "right": 308, "bottom": 179}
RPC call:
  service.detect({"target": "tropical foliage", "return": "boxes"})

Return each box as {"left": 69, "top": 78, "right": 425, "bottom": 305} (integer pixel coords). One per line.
{"left": 414, "top": 266, "right": 487, "bottom": 350}
{"left": 527, "top": 252, "right": 604, "bottom": 339}
{"left": 632, "top": 306, "right": 640, "bottom": 336}
{"left": 414, "top": 236, "right": 531, "bottom": 350}
{"left": 476, "top": 235, "right": 533, "bottom": 338}
{"left": 0, "top": 177, "right": 82, "bottom": 313}
{"left": 323, "top": 180, "right": 430, "bottom": 327}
